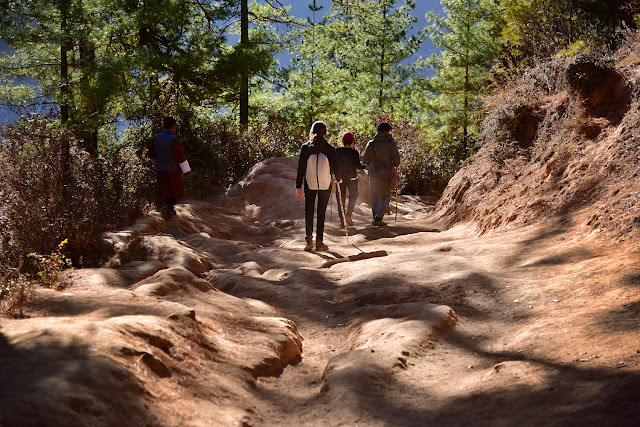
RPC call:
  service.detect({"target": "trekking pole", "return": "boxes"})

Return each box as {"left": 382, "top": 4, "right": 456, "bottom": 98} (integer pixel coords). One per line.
{"left": 330, "top": 181, "right": 333, "bottom": 222}
{"left": 336, "top": 182, "right": 349, "bottom": 244}
{"left": 395, "top": 167, "right": 399, "bottom": 223}
{"left": 395, "top": 186, "right": 398, "bottom": 223}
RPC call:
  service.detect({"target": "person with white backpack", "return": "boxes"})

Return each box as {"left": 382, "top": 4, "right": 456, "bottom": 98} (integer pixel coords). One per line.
{"left": 296, "top": 121, "right": 342, "bottom": 251}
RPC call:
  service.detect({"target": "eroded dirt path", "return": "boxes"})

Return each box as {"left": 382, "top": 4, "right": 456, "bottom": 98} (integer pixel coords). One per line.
{"left": 209, "top": 208, "right": 640, "bottom": 426}
{"left": 3, "top": 183, "right": 640, "bottom": 426}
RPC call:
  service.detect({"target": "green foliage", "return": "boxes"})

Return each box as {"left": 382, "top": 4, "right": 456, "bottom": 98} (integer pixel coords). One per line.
{"left": 29, "top": 239, "right": 72, "bottom": 290}
{"left": 423, "top": 0, "right": 502, "bottom": 163}
{"left": 389, "top": 118, "right": 460, "bottom": 196}
{"left": 183, "top": 114, "right": 301, "bottom": 187}
{"left": 2, "top": 0, "right": 636, "bottom": 236}
{"left": 273, "top": 0, "right": 425, "bottom": 133}
{"left": 497, "top": 0, "right": 640, "bottom": 62}
{"left": 0, "top": 0, "right": 276, "bottom": 151}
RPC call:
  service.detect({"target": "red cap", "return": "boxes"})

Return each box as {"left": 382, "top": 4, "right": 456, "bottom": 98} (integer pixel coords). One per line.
{"left": 341, "top": 131, "right": 355, "bottom": 144}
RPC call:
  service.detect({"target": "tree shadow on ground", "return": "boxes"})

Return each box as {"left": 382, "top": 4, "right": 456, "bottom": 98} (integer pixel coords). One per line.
{"left": 27, "top": 293, "right": 185, "bottom": 319}
{"left": 323, "top": 222, "right": 440, "bottom": 243}
{"left": 0, "top": 331, "right": 157, "bottom": 426}
{"left": 210, "top": 267, "right": 346, "bottom": 326}
{"left": 498, "top": 214, "right": 589, "bottom": 270}
{"left": 252, "top": 328, "right": 640, "bottom": 426}
{"left": 595, "top": 299, "right": 640, "bottom": 333}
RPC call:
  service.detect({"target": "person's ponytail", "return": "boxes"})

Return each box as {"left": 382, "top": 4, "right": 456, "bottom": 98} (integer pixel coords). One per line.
{"left": 309, "top": 120, "right": 327, "bottom": 145}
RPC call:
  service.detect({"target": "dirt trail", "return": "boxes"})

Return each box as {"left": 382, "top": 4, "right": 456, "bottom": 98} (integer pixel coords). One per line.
{"left": 216, "top": 210, "right": 640, "bottom": 426}
{"left": 2, "top": 157, "right": 640, "bottom": 426}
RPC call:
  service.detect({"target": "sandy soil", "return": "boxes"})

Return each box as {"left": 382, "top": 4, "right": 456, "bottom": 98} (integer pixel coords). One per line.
{"left": 2, "top": 156, "right": 640, "bottom": 426}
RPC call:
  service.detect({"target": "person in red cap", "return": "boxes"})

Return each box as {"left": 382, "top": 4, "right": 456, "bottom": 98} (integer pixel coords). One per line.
{"left": 335, "top": 131, "right": 366, "bottom": 226}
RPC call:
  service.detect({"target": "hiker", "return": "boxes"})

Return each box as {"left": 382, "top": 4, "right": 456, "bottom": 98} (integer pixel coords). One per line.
{"left": 296, "top": 121, "right": 342, "bottom": 251}
{"left": 362, "top": 121, "right": 400, "bottom": 227}
{"left": 147, "top": 117, "right": 192, "bottom": 220}
{"left": 335, "top": 131, "right": 366, "bottom": 226}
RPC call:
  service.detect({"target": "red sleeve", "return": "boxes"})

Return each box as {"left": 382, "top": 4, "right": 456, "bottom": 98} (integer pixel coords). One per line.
{"left": 172, "top": 137, "right": 187, "bottom": 163}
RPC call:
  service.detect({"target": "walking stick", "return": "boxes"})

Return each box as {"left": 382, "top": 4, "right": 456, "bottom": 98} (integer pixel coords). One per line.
{"left": 395, "top": 167, "right": 399, "bottom": 223}
{"left": 330, "top": 181, "right": 333, "bottom": 222}
{"left": 336, "top": 182, "right": 349, "bottom": 244}
{"left": 395, "top": 186, "right": 398, "bottom": 222}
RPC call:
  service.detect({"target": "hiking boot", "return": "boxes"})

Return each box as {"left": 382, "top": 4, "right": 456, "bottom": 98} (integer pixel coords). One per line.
{"left": 160, "top": 207, "right": 172, "bottom": 221}
{"left": 372, "top": 217, "right": 386, "bottom": 227}
{"left": 304, "top": 236, "right": 314, "bottom": 252}
{"left": 345, "top": 215, "right": 354, "bottom": 226}
{"left": 316, "top": 241, "right": 329, "bottom": 251}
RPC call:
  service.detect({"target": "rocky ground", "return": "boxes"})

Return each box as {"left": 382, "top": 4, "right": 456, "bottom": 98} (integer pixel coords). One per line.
{"left": 2, "top": 157, "right": 640, "bottom": 426}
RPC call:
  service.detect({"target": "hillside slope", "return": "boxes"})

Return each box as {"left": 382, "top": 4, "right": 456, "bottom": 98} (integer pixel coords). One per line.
{"left": 432, "top": 34, "right": 640, "bottom": 242}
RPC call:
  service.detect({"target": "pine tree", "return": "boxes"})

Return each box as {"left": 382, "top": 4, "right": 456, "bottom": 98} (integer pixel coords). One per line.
{"left": 0, "top": 0, "right": 276, "bottom": 147}
{"left": 424, "top": 0, "right": 502, "bottom": 162}
{"left": 281, "top": 0, "right": 424, "bottom": 135}
{"left": 324, "top": 0, "right": 424, "bottom": 112}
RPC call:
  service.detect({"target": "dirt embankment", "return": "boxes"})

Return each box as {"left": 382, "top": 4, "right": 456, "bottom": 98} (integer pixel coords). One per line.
{"left": 433, "top": 37, "right": 640, "bottom": 241}
{"left": 4, "top": 37, "right": 640, "bottom": 426}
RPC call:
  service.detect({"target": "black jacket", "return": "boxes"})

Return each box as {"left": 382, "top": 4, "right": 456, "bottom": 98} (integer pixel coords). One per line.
{"left": 336, "top": 147, "right": 366, "bottom": 181}
{"left": 296, "top": 139, "right": 341, "bottom": 189}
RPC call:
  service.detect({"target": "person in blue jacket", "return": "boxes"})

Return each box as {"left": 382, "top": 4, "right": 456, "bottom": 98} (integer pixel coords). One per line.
{"left": 148, "top": 117, "right": 192, "bottom": 220}
{"left": 335, "top": 131, "right": 366, "bottom": 226}
{"left": 296, "top": 121, "right": 342, "bottom": 251}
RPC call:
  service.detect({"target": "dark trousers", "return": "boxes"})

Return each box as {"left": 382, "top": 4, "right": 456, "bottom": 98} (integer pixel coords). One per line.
{"left": 304, "top": 184, "right": 331, "bottom": 241}
{"left": 370, "top": 177, "right": 392, "bottom": 220}
{"left": 335, "top": 179, "right": 359, "bottom": 217}
{"left": 156, "top": 171, "right": 184, "bottom": 212}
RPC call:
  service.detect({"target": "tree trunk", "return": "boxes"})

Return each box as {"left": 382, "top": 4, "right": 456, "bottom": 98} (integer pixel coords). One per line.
{"left": 463, "top": 61, "right": 469, "bottom": 150}
{"left": 80, "top": 39, "right": 98, "bottom": 156}
{"left": 378, "top": 3, "right": 388, "bottom": 110}
{"left": 239, "top": 0, "right": 249, "bottom": 127}
{"left": 60, "top": 1, "right": 70, "bottom": 125}
{"left": 59, "top": 0, "right": 72, "bottom": 201}
{"left": 379, "top": 49, "right": 384, "bottom": 109}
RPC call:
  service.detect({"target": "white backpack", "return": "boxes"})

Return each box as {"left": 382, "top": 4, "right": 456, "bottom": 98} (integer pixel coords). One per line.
{"left": 306, "top": 152, "right": 331, "bottom": 190}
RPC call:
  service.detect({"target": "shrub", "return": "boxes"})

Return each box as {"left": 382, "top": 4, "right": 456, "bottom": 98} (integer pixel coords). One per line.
{"left": 132, "top": 114, "right": 303, "bottom": 199}
{"left": 28, "top": 239, "right": 72, "bottom": 290}
{"left": 0, "top": 266, "right": 30, "bottom": 318}
{"left": 0, "top": 116, "right": 153, "bottom": 268}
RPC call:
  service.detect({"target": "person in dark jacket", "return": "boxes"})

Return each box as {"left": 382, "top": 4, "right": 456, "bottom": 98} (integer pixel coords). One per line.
{"left": 362, "top": 121, "right": 400, "bottom": 227}
{"left": 147, "top": 117, "right": 192, "bottom": 220}
{"left": 296, "top": 121, "right": 342, "bottom": 251}
{"left": 335, "top": 131, "right": 366, "bottom": 226}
